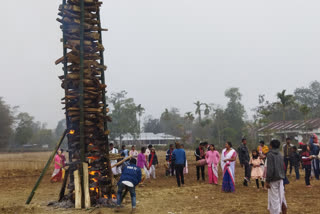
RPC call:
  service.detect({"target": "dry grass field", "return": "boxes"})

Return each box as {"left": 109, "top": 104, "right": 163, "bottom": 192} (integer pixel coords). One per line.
{"left": 0, "top": 152, "right": 53, "bottom": 178}
{"left": 0, "top": 150, "right": 319, "bottom": 214}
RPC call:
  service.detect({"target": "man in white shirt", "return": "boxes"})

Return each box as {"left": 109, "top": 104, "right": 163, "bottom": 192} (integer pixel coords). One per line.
{"left": 110, "top": 143, "right": 121, "bottom": 175}
{"left": 145, "top": 145, "right": 152, "bottom": 159}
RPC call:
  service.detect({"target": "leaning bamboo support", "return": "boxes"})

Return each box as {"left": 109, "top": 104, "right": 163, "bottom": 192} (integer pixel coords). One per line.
{"left": 111, "top": 156, "right": 132, "bottom": 168}
{"left": 26, "top": 129, "right": 67, "bottom": 205}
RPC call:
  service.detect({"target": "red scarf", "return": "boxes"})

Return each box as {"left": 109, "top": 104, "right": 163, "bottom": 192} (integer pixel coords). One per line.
{"left": 199, "top": 146, "right": 204, "bottom": 158}
{"left": 168, "top": 149, "right": 173, "bottom": 162}
{"left": 149, "top": 152, "right": 155, "bottom": 168}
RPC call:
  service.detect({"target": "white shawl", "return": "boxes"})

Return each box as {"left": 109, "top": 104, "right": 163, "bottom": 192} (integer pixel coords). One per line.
{"left": 220, "top": 148, "right": 236, "bottom": 180}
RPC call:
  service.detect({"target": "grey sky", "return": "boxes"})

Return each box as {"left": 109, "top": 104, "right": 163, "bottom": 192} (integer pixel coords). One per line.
{"left": 1, "top": 0, "right": 320, "bottom": 128}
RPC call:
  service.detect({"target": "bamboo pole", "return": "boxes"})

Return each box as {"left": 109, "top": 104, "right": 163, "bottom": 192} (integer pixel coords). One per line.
{"left": 96, "top": 7, "right": 112, "bottom": 197}
{"left": 111, "top": 156, "right": 132, "bottom": 168}
{"left": 61, "top": 0, "right": 74, "bottom": 187}
{"left": 62, "top": 0, "right": 72, "bottom": 163}
{"left": 79, "top": 0, "right": 85, "bottom": 208}
{"left": 26, "top": 129, "right": 67, "bottom": 204}
{"left": 97, "top": 8, "right": 107, "bottom": 128}
{"left": 79, "top": 0, "right": 85, "bottom": 167}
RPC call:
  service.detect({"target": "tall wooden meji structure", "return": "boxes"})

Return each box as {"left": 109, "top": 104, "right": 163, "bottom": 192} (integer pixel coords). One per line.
{"left": 56, "top": 0, "right": 112, "bottom": 207}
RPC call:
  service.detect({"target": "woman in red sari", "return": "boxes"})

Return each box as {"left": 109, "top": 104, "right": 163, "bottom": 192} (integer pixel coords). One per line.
{"left": 51, "top": 149, "right": 65, "bottom": 182}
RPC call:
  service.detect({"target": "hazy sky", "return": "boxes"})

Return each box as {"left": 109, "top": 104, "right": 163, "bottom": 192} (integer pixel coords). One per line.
{"left": 1, "top": 0, "right": 320, "bottom": 129}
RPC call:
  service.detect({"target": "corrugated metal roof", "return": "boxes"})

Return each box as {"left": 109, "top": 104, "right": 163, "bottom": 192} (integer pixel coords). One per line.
{"left": 115, "top": 132, "right": 181, "bottom": 141}
{"left": 258, "top": 118, "right": 320, "bottom": 133}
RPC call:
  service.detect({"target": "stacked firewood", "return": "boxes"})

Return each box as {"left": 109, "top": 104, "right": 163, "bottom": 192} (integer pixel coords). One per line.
{"left": 56, "top": 0, "right": 112, "bottom": 205}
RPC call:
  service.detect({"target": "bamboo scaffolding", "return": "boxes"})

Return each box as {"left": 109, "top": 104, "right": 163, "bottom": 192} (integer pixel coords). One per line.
{"left": 62, "top": 0, "right": 74, "bottom": 187}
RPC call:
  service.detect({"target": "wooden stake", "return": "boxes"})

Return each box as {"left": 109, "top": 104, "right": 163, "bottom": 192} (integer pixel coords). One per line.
{"left": 82, "top": 162, "right": 91, "bottom": 208}
{"left": 59, "top": 168, "right": 70, "bottom": 202}
{"left": 111, "top": 156, "right": 132, "bottom": 168}
{"left": 74, "top": 170, "right": 82, "bottom": 209}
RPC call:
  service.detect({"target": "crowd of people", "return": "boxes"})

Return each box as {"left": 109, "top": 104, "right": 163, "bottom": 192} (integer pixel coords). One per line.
{"left": 50, "top": 134, "right": 320, "bottom": 213}
{"left": 115, "top": 135, "right": 320, "bottom": 213}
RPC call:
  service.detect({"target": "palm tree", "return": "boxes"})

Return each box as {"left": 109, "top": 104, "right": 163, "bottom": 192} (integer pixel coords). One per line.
{"left": 194, "top": 101, "right": 202, "bottom": 123}
{"left": 184, "top": 112, "right": 195, "bottom": 122}
{"left": 300, "top": 104, "right": 311, "bottom": 120}
{"left": 162, "top": 108, "right": 170, "bottom": 120}
{"left": 299, "top": 104, "right": 311, "bottom": 135}
{"left": 212, "top": 107, "right": 224, "bottom": 145}
{"left": 203, "top": 103, "right": 211, "bottom": 116}
{"left": 276, "top": 90, "right": 294, "bottom": 121}
{"left": 183, "top": 112, "right": 194, "bottom": 140}
{"left": 136, "top": 104, "right": 145, "bottom": 133}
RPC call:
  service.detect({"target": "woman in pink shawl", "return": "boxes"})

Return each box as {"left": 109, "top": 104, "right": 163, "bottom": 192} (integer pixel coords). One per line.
{"left": 206, "top": 144, "right": 220, "bottom": 184}
{"left": 51, "top": 149, "right": 65, "bottom": 182}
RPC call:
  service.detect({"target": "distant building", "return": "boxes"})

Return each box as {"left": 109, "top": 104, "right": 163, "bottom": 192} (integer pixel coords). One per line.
{"left": 115, "top": 132, "right": 181, "bottom": 146}
{"left": 258, "top": 118, "right": 320, "bottom": 142}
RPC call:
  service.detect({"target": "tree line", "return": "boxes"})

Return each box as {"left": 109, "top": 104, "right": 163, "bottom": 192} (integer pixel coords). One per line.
{"left": 0, "top": 98, "right": 65, "bottom": 150}
{"left": 1, "top": 81, "right": 320, "bottom": 150}
{"left": 144, "top": 81, "right": 320, "bottom": 149}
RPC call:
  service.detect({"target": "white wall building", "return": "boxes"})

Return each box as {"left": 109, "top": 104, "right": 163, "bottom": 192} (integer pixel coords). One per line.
{"left": 115, "top": 132, "right": 181, "bottom": 146}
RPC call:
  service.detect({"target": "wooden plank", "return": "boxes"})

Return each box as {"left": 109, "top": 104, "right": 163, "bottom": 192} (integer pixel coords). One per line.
{"left": 82, "top": 162, "right": 91, "bottom": 208}
{"left": 74, "top": 170, "right": 82, "bottom": 209}
{"left": 111, "top": 156, "right": 132, "bottom": 168}
{"left": 59, "top": 168, "right": 70, "bottom": 201}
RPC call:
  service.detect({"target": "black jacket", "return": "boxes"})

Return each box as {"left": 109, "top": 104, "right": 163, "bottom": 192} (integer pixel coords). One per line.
{"left": 194, "top": 147, "right": 205, "bottom": 161}
{"left": 238, "top": 144, "right": 250, "bottom": 164}
{"left": 290, "top": 152, "right": 300, "bottom": 166}
{"left": 148, "top": 153, "right": 158, "bottom": 165}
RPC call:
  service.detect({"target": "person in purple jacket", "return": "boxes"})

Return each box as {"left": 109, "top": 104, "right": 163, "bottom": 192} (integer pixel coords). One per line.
{"left": 137, "top": 147, "right": 149, "bottom": 185}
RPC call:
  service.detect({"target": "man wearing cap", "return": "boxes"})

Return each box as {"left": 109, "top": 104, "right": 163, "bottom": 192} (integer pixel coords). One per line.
{"left": 238, "top": 138, "right": 251, "bottom": 186}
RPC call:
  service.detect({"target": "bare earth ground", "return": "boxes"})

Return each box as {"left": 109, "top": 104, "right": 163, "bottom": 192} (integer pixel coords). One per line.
{"left": 0, "top": 151, "right": 319, "bottom": 214}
